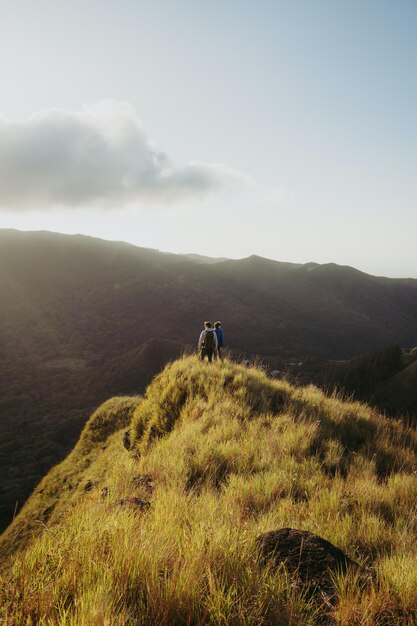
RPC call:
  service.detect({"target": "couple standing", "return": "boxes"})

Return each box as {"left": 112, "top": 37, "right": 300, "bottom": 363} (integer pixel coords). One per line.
{"left": 198, "top": 321, "right": 224, "bottom": 363}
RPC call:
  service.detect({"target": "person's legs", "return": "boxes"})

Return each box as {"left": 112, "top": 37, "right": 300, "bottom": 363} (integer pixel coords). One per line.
{"left": 200, "top": 349, "right": 206, "bottom": 361}
{"left": 207, "top": 349, "right": 213, "bottom": 363}
{"left": 218, "top": 347, "right": 223, "bottom": 361}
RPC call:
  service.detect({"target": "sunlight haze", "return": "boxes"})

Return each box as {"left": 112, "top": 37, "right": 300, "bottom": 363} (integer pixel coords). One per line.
{"left": 1, "top": 0, "right": 416, "bottom": 277}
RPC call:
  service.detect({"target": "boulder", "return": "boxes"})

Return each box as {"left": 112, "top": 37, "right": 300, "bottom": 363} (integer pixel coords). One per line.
{"left": 256, "top": 528, "right": 362, "bottom": 596}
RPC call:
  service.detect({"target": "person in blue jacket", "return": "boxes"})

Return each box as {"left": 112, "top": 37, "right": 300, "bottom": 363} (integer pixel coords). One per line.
{"left": 214, "top": 321, "right": 224, "bottom": 360}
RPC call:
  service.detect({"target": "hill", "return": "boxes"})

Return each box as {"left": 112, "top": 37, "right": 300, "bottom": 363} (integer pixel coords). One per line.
{"left": 1, "top": 357, "right": 417, "bottom": 625}
{"left": 374, "top": 357, "right": 417, "bottom": 418}
{"left": 0, "top": 336, "right": 184, "bottom": 532}
{"left": 1, "top": 228, "right": 417, "bottom": 532}
{"left": 282, "top": 345, "right": 417, "bottom": 422}
{"left": 321, "top": 344, "right": 406, "bottom": 398}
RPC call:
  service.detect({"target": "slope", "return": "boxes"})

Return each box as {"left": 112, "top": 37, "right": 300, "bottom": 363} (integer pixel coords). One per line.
{"left": 0, "top": 336, "right": 183, "bottom": 532}
{"left": 1, "top": 357, "right": 417, "bottom": 625}
{"left": 97, "top": 338, "right": 186, "bottom": 396}
{"left": 373, "top": 358, "right": 417, "bottom": 418}
{"left": 2, "top": 228, "right": 417, "bottom": 531}
{"left": 2, "top": 229, "right": 417, "bottom": 361}
{"left": 288, "top": 345, "right": 417, "bottom": 421}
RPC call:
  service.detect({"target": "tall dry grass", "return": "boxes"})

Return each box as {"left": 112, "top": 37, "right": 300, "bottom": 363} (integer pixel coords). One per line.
{"left": 1, "top": 356, "right": 417, "bottom": 625}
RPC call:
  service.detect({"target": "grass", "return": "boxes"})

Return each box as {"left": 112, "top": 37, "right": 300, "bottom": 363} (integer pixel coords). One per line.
{"left": 1, "top": 356, "right": 417, "bottom": 624}
{"left": 0, "top": 396, "right": 141, "bottom": 558}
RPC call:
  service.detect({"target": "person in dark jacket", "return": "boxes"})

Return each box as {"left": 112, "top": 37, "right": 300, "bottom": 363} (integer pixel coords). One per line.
{"left": 214, "top": 321, "right": 224, "bottom": 360}
{"left": 198, "top": 321, "right": 218, "bottom": 362}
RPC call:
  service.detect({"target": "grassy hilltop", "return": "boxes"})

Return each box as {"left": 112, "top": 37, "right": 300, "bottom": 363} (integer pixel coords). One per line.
{"left": 1, "top": 357, "right": 417, "bottom": 625}
{"left": 2, "top": 228, "right": 417, "bottom": 534}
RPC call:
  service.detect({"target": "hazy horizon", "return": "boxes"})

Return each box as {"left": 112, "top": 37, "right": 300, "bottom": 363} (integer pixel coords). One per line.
{"left": 1, "top": 1, "right": 416, "bottom": 278}
{"left": 3, "top": 226, "right": 417, "bottom": 280}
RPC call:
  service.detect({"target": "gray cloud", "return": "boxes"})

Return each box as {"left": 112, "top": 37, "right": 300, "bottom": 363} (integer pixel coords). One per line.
{"left": 0, "top": 101, "right": 249, "bottom": 210}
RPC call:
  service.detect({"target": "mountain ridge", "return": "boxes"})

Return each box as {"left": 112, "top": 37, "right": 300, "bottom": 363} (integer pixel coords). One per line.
{"left": 1, "top": 356, "right": 417, "bottom": 624}
{"left": 4, "top": 229, "right": 417, "bottom": 364}
{"left": 1, "top": 228, "right": 417, "bottom": 533}
{"left": 3, "top": 227, "right": 415, "bottom": 279}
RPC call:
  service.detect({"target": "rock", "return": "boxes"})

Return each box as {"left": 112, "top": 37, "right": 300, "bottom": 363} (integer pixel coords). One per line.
{"left": 123, "top": 430, "right": 131, "bottom": 450}
{"left": 119, "top": 497, "right": 151, "bottom": 512}
{"left": 84, "top": 480, "right": 94, "bottom": 492}
{"left": 256, "top": 528, "right": 362, "bottom": 597}
{"left": 270, "top": 370, "right": 282, "bottom": 379}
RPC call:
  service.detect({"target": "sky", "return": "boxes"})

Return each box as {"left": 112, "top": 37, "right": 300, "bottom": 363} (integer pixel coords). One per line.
{"left": 0, "top": 0, "right": 416, "bottom": 278}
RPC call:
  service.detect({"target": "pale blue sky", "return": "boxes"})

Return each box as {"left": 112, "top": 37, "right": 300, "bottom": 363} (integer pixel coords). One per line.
{"left": 0, "top": 0, "right": 416, "bottom": 277}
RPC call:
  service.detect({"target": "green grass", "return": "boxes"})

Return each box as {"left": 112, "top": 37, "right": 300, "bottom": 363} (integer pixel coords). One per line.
{"left": 1, "top": 356, "right": 417, "bottom": 624}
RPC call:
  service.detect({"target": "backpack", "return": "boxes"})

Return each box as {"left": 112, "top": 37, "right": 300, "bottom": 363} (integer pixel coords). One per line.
{"left": 204, "top": 329, "right": 215, "bottom": 350}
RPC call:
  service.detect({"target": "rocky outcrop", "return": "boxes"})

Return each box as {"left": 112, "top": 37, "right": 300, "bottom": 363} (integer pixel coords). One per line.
{"left": 256, "top": 528, "right": 366, "bottom": 597}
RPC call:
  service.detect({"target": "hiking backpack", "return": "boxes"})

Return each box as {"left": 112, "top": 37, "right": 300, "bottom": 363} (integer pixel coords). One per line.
{"left": 204, "top": 329, "right": 215, "bottom": 350}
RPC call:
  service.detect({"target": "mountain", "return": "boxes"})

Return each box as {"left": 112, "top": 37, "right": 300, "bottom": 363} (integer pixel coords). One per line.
{"left": 1, "top": 228, "right": 417, "bottom": 532}
{"left": 98, "top": 338, "right": 186, "bottom": 396}
{"left": 182, "top": 253, "right": 229, "bottom": 264}
{"left": 1, "top": 229, "right": 417, "bottom": 361}
{"left": 1, "top": 357, "right": 416, "bottom": 624}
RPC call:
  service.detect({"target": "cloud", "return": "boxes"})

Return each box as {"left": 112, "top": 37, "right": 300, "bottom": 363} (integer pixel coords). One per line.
{"left": 0, "top": 101, "right": 253, "bottom": 211}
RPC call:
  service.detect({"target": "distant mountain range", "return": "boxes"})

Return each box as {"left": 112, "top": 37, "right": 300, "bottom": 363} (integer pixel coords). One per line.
{"left": 0, "top": 228, "right": 416, "bottom": 530}
{"left": 1, "top": 229, "right": 416, "bottom": 360}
